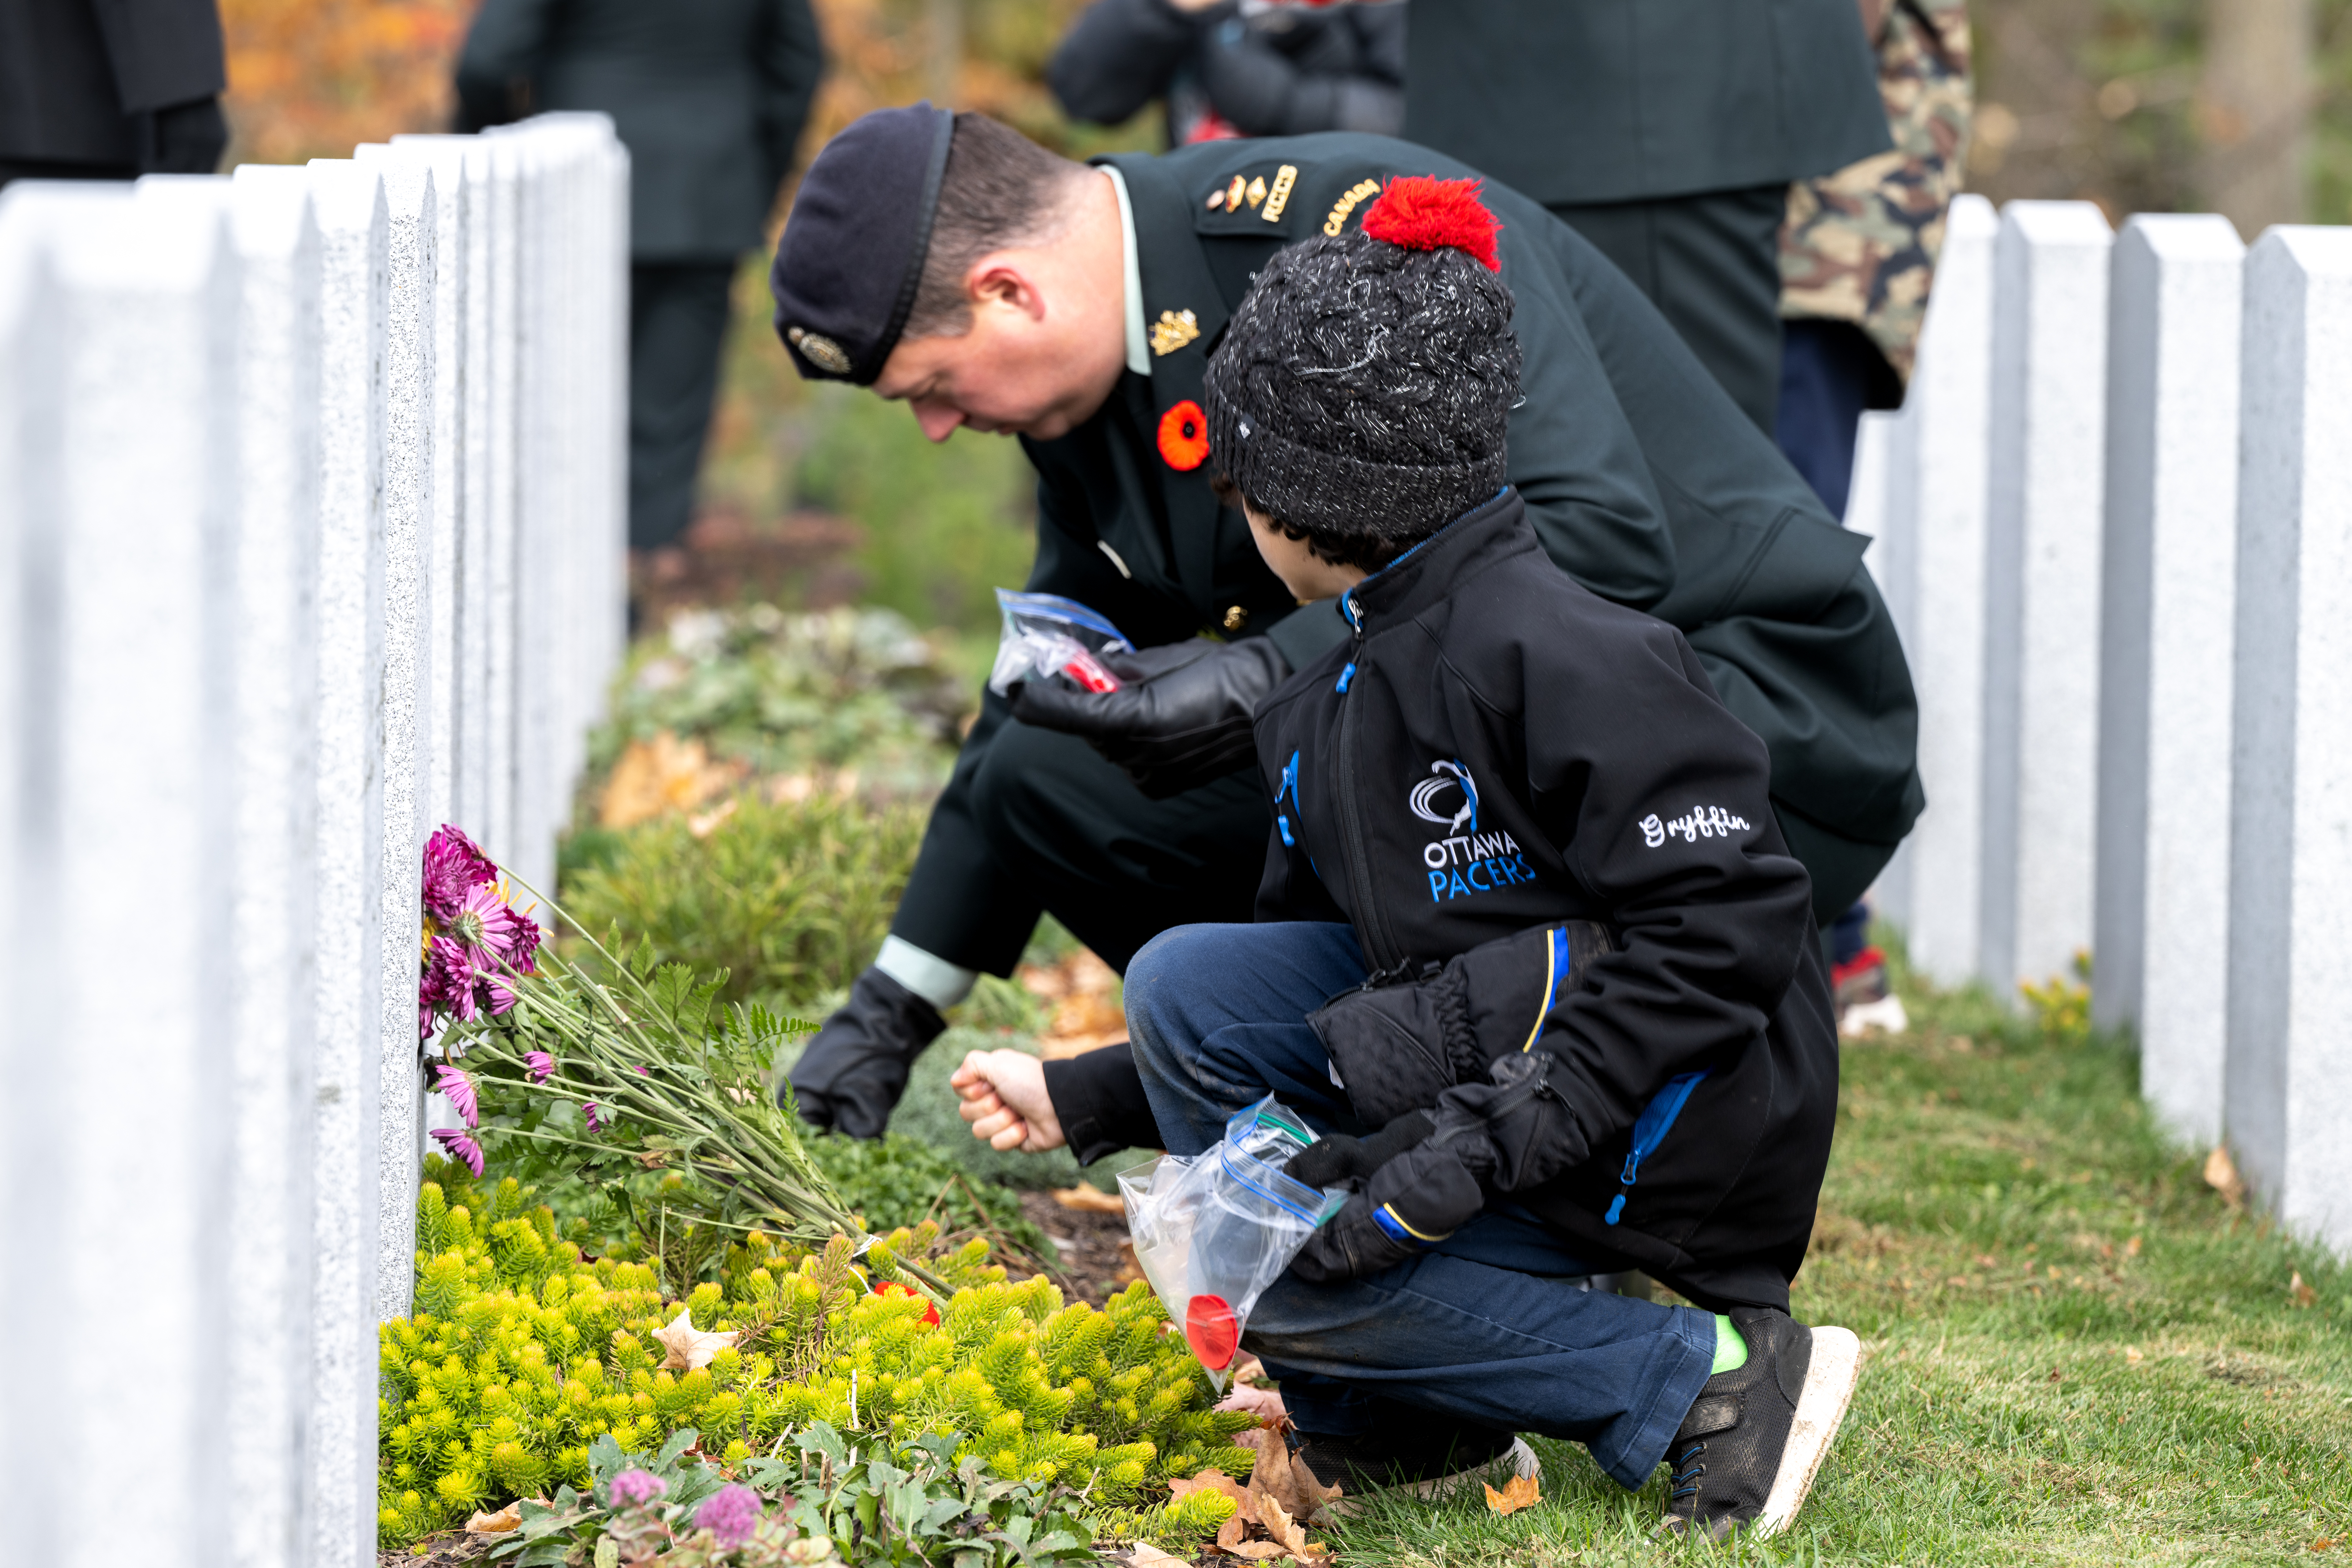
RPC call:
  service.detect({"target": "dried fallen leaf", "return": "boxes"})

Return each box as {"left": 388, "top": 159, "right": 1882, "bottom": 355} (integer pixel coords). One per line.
{"left": 1115, "top": 1237, "right": 1145, "bottom": 1287}
{"left": 653, "top": 1304, "right": 739, "bottom": 1371}
{"left": 2125, "top": 1346, "right": 2144, "bottom": 1364}
{"left": 466, "top": 1503, "right": 522, "bottom": 1535}
{"left": 2291, "top": 1271, "right": 2318, "bottom": 1308}
{"left": 2204, "top": 1145, "right": 2247, "bottom": 1208}
{"left": 1127, "top": 1546, "right": 1194, "bottom": 1568}
{"left": 1052, "top": 1184, "right": 1126, "bottom": 1215}
{"left": 2311, "top": 1538, "right": 2340, "bottom": 1554}
{"left": 1215, "top": 1514, "right": 1248, "bottom": 1555}
{"left": 1484, "top": 1471, "right": 1541, "bottom": 1516}
{"left": 1235, "top": 1425, "right": 1343, "bottom": 1524}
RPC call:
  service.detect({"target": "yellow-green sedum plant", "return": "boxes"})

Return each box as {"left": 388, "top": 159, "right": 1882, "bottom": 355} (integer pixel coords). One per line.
{"left": 379, "top": 1176, "right": 1259, "bottom": 1549}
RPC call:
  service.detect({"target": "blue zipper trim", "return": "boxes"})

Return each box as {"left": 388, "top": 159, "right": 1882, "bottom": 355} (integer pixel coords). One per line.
{"left": 1335, "top": 661, "right": 1356, "bottom": 693}
{"left": 1275, "top": 750, "right": 1301, "bottom": 845}
{"left": 1603, "top": 1071, "right": 1709, "bottom": 1225}
{"left": 1334, "top": 486, "right": 1512, "bottom": 635}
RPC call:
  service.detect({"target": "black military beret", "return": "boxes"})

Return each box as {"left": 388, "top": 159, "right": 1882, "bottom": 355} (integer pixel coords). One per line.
{"left": 769, "top": 103, "right": 955, "bottom": 385}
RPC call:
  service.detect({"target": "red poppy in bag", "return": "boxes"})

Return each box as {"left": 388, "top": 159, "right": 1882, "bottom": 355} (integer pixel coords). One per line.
{"left": 1158, "top": 399, "right": 1211, "bottom": 471}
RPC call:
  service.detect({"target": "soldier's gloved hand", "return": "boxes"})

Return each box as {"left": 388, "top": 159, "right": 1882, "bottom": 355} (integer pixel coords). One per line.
{"left": 1284, "top": 1110, "right": 1434, "bottom": 1190}
{"left": 1287, "top": 1139, "right": 1483, "bottom": 1284}
{"left": 781, "top": 967, "right": 946, "bottom": 1138}
{"left": 1010, "top": 637, "right": 1289, "bottom": 798}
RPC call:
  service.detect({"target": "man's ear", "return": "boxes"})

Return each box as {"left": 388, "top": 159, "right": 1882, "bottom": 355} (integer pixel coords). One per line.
{"left": 968, "top": 257, "right": 1047, "bottom": 322}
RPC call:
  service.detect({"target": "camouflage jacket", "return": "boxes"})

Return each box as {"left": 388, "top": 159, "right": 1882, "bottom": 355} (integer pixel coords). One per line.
{"left": 1779, "top": 0, "right": 1972, "bottom": 381}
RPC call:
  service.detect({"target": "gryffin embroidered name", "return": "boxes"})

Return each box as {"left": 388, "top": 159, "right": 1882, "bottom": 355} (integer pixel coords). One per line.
{"left": 1639, "top": 807, "right": 1752, "bottom": 848}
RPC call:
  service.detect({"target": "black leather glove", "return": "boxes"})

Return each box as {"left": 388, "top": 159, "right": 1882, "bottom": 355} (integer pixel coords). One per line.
{"left": 1010, "top": 637, "right": 1289, "bottom": 799}
{"left": 1284, "top": 1110, "right": 1433, "bottom": 1190}
{"left": 1288, "top": 1140, "right": 1484, "bottom": 1284}
{"left": 146, "top": 97, "right": 230, "bottom": 176}
{"left": 781, "top": 967, "right": 946, "bottom": 1137}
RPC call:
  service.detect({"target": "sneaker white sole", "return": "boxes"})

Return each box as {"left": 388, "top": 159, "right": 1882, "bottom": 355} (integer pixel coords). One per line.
{"left": 1754, "top": 1325, "right": 1861, "bottom": 1537}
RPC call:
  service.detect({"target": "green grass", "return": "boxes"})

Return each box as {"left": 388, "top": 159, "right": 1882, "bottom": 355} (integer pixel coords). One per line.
{"left": 1325, "top": 953, "right": 2351, "bottom": 1566}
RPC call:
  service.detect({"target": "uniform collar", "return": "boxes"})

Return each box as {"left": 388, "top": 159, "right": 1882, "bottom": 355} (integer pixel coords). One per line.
{"left": 1100, "top": 165, "right": 1151, "bottom": 377}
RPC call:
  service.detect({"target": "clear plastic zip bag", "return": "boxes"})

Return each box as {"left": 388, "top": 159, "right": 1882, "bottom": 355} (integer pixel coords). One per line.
{"left": 987, "top": 589, "right": 1133, "bottom": 698}
{"left": 1118, "top": 1096, "right": 1348, "bottom": 1389}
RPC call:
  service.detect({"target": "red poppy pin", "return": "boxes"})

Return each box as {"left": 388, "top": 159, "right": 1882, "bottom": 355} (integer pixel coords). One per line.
{"left": 1158, "top": 399, "right": 1211, "bottom": 471}
{"left": 875, "top": 1280, "right": 941, "bottom": 1326}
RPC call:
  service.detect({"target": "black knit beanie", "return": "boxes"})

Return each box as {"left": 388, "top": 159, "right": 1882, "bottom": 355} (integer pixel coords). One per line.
{"left": 1201, "top": 177, "right": 1521, "bottom": 565}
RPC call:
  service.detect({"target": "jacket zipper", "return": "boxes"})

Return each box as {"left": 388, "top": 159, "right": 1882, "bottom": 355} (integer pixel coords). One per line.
{"left": 1604, "top": 1071, "right": 1709, "bottom": 1224}
{"left": 1330, "top": 592, "right": 1402, "bottom": 972}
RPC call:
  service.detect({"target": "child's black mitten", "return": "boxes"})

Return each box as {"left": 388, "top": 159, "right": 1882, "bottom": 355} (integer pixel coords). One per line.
{"left": 1287, "top": 1141, "right": 1485, "bottom": 1283}
{"left": 1284, "top": 1109, "right": 1434, "bottom": 1189}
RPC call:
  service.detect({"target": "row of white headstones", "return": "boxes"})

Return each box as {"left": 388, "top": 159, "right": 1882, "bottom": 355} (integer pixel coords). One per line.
{"left": 1850, "top": 193, "right": 2352, "bottom": 1257}
{"left": 0, "top": 115, "right": 627, "bottom": 1568}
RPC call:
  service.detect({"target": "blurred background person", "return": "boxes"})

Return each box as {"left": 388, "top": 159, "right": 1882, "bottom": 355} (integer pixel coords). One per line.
{"left": 1402, "top": 0, "right": 1891, "bottom": 436}
{"left": 1776, "top": 0, "right": 1973, "bottom": 522}
{"left": 456, "top": 0, "right": 826, "bottom": 582}
{"left": 1048, "top": 0, "right": 1405, "bottom": 147}
{"left": 1774, "top": 0, "right": 1970, "bottom": 1011}
{"left": 0, "top": 0, "right": 229, "bottom": 190}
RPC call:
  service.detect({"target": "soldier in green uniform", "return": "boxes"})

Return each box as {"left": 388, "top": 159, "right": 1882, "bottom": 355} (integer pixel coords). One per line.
{"left": 456, "top": 0, "right": 825, "bottom": 559}
{"left": 765, "top": 107, "right": 1921, "bottom": 1144}
{"left": 1402, "top": 0, "right": 1892, "bottom": 437}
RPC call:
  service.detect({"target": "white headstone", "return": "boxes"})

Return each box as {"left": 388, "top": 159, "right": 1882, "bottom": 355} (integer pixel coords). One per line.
{"left": 482, "top": 138, "right": 521, "bottom": 871}
{"left": 1981, "top": 200, "right": 2113, "bottom": 995}
{"left": 141, "top": 165, "right": 329, "bottom": 1568}
{"left": 369, "top": 158, "right": 436, "bottom": 1322}
{"left": 305, "top": 156, "right": 388, "bottom": 1568}
{"left": 2093, "top": 215, "right": 2245, "bottom": 1144}
{"left": 1881, "top": 194, "right": 1997, "bottom": 985}
{"left": 0, "top": 181, "right": 242, "bottom": 1568}
{"left": 2226, "top": 225, "right": 2352, "bottom": 1253}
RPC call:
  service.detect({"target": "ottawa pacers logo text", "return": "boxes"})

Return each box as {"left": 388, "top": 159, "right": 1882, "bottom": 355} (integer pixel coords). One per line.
{"left": 1409, "top": 761, "right": 1534, "bottom": 903}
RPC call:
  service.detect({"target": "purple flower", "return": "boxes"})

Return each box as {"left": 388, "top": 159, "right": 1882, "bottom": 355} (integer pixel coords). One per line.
{"left": 433, "top": 1064, "right": 479, "bottom": 1128}
{"left": 583, "top": 1101, "right": 606, "bottom": 1133}
{"left": 695, "top": 1484, "right": 762, "bottom": 1549}
{"left": 420, "top": 825, "right": 498, "bottom": 923}
{"left": 444, "top": 884, "right": 537, "bottom": 972}
{"left": 526, "top": 1051, "right": 554, "bottom": 1085}
{"left": 608, "top": 1468, "right": 666, "bottom": 1509}
{"left": 431, "top": 1127, "right": 485, "bottom": 1178}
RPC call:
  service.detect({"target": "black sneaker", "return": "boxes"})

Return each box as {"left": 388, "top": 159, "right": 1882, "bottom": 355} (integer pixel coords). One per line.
{"left": 1293, "top": 1421, "right": 1538, "bottom": 1497}
{"left": 1661, "top": 1306, "right": 1861, "bottom": 1539}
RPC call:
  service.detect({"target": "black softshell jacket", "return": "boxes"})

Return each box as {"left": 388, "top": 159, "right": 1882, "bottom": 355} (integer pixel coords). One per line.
{"left": 1253, "top": 490, "right": 1838, "bottom": 1310}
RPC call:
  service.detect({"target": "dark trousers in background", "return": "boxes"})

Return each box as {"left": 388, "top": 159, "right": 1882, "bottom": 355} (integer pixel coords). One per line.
{"left": 629, "top": 259, "right": 739, "bottom": 551}
{"left": 1548, "top": 183, "right": 1790, "bottom": 438}
{"left": 1774, "top": 317, "right": 1903, "bottom": 521}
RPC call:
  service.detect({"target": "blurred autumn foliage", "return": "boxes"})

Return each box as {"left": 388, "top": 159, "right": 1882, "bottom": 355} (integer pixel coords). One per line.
{"left": 221, "top": 0, "right": 1124, "bottom": 173}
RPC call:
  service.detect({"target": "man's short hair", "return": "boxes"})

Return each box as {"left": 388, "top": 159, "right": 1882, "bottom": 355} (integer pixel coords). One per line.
{"left": 903, "top": 114, "right": 1088, "bottom": 340}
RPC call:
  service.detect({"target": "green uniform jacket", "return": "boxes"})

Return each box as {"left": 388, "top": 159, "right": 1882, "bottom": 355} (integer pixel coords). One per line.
{"left": 455, "top": 0, "right": 823, "bottom": 261}
{"left": 1403, "top": 0, "right": 1891, "bottom": 206}
{"left": 921, "top": 133, "right": 1922, "bottom": 928}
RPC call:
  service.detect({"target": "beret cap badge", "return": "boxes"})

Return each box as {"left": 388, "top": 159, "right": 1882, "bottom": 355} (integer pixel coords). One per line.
{"left": 787, "top": 326, "right": 853, "bottom": 376}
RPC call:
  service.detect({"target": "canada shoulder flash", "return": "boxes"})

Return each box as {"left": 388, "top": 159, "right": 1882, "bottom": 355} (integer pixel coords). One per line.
{"left": 1322, "top": 177, "right": 1383, "bottom": 237}
{"left": 787, "top": 325, "right": 852, "bottom": 375}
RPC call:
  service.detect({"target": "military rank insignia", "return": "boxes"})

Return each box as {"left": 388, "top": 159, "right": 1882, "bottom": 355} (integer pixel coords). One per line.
{"left": 1150, "top": 309, "right": 1201, "bottom": 356}
{"left": 1197, "top": 165, "right": 1304, "bottom": 234}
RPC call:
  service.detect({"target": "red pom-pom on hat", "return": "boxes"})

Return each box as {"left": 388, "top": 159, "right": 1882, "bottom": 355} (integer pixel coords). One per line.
{"left": 1359, "top": 176, "right": 1503, "bottom": 272}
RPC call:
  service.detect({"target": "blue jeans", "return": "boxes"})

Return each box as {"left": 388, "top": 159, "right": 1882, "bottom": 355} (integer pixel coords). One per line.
{"left": 1125, "top": 920, "right": 1717, "bottom": 1490}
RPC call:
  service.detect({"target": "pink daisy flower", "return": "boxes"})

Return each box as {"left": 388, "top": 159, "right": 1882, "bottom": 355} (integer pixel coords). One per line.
{"left": 433, "top": 1063, "right": 478, "bottom": 1128}
{"left": 442, "top": 884, "right": 535, "bottom": 972}
{"left": 526, "top": 1051, "right": 554, "bottom": 1084}
{"left": 420, "top": 825, "right": 498, "bottom": 923}
{"left": 583, "top": 1101, "right": 606, "bottom": 1133}
{"left": 431, "top": 1127, "right": 485, "bottom": 1178}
